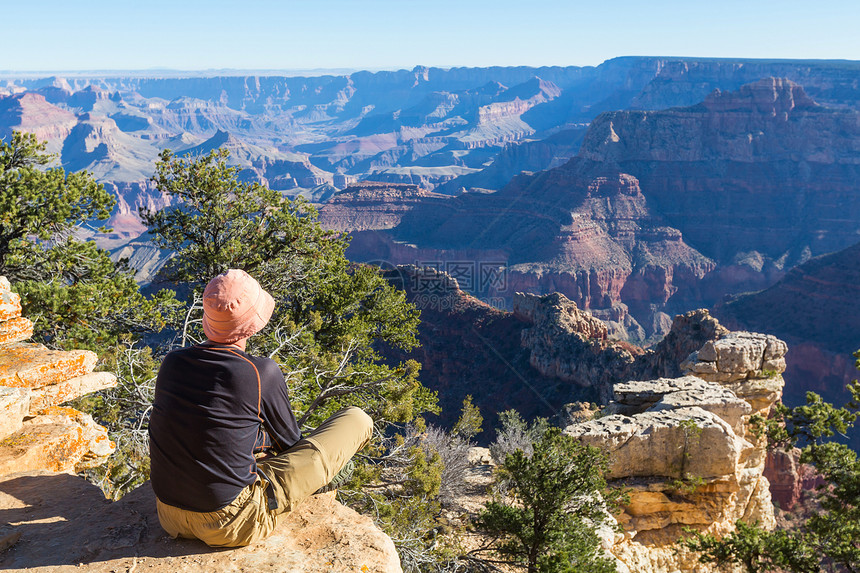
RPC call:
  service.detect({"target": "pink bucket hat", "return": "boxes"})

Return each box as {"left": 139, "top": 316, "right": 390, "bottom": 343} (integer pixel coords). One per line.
{"left": 202, "top": 270, "right": 275, "bottom": 344}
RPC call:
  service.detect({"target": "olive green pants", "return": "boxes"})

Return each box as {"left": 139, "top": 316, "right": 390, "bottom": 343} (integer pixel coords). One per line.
{"left": 155, "top": 406, "right": 373, "bottom": 547}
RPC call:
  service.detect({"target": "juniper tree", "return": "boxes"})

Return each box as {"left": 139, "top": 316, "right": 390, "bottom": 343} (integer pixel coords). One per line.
{"left": 0, "top": 132, "right": 177, "bottom": 350}
{"left": 477, "top": 425, "right": 621, "bottom": 573}
{"left": 142, "top": 148, "right": 435, "bottom": 427}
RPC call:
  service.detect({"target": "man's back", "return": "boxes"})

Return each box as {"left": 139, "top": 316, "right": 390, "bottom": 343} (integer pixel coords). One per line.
{"left": 149, "top": 342, "right": 301, "bottom": 512}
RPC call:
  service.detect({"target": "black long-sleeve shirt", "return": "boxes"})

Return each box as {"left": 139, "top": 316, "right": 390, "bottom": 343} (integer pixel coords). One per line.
{"left": 149, "top": 343, "right": 302, "bottom": 512}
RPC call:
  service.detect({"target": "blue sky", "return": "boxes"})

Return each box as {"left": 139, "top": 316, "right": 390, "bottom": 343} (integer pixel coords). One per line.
{"left": 1, "top": 0, "right": 858, "bottom": 71}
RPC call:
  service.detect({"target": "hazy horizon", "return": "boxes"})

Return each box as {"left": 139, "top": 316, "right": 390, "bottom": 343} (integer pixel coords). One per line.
{"left": 4, "top": 56, "right": 860, "bottom": 80}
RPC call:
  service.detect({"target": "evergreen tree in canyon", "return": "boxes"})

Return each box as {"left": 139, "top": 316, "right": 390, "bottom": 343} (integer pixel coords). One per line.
{"left": 477, "top": 419, "right": 621, "bottom": 573}
{"left": 143, "top": 148, "right": 434, "bottom": 427}
{"left": 0, "top": 131, "right": 177, "bottom": 350}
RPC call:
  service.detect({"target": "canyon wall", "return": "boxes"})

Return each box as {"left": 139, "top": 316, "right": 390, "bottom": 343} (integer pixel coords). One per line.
{"left": 580, "top": 78, "right": 860, "bottom": 266}
{"left": 5, "top": 57, "right": 860, "bottom": 239}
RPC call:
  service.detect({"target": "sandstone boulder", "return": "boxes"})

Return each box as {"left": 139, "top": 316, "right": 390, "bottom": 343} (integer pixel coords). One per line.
{"left": 0, "top": 277, "right": 118, "bottom": 479}
{"left": 0, "top": 343, "right": 98, "bottom": 389}
{"left": 0, "top": 471, "right": 402, "bottom": 573}
{"left": 567, "top": 407, "right": 751, "bottom": 481}
{"left": 681, "top": 331, "right": 787, "bottom": 383}
{"left": 27, "top": 371, "right": 118, "bottom": 413}
{"left": 612, "top": 376, "right": 718, "bottom": 409}
{"left": 608, "top": 376, "right": 752, "bottom": 439}
{"left": 565, "top": 330, "right": 786, "bottom": 573}
{"left": 681, "top": 331, "right": 787, "bottom": 419}
{"left": 0, "top": 316, "right": 33, "bottom": 346}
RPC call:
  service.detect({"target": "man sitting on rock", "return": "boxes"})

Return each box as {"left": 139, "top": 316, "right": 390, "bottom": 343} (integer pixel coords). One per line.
{"left": 148, "top": 269, "right": 373, "bottom": 547}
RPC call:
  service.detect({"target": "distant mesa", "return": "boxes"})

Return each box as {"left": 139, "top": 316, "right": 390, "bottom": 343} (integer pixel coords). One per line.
{"left": 318, "top": 181, "right": 447, "bottom": 233}
{"left": 0, "top": 92, "right": 77, "bottom": 147}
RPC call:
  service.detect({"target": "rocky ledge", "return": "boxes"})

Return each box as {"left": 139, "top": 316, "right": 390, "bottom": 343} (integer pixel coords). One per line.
{"left": 566, "top": 330, "right": 787, "bottom": 572}
{"left": 0, "top": 275, "right": 403, "bottom": 572}
{"left": 0, "top": 472, "right": 401, "bottom": 573}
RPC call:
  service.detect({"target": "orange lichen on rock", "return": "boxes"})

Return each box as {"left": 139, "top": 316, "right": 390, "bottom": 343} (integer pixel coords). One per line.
{"left": 0, "top": 387, "right": 29, "bottom": 440}
{"left": 0, "top": 343, "right": 98, "bottom": 388}
{"left": 0, "top": 289, "right": 22, "bottom": 323}
{"left": 0, "top": 276, "right": 118, "bottom": 480}
{"left": 0, "top": 317, "right": 33, "bottom": 346}
{"left": 27, "top": 371, "right": 117, "bottom": 413}
{"left": 0, "top": 423, "right": 89, "bottom": 475}
{"left": 0, "top": 408, "right": 115, "bottom": 475}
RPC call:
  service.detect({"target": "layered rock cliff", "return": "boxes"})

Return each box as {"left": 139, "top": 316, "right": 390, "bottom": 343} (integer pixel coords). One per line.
{"left": 513, "top": 292, "right": 736, "bottom": 402}
{"left": 0, "top": 277, "right": 116, "bottom": 477}
{"left": 339, "top": 165, "right": 715, "bottom": 341}
{"left": 378, "top": 267, "right": 576, "bottom": 433}
{"left": 383, "top": 271, "right": 790, "bottom": 572}
{"left": 580, "top": 78, "right": 860, "bottom": 267}
{"left": 567, "top": 331, "right": 787, "bottom": 572}
{"left": 0, "top": 93, "right": 77, "bottom": 152}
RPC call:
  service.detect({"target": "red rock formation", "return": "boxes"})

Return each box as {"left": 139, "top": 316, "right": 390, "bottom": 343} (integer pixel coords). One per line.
{"left": 339, "top": 161, "right": 713, "bottom": 340}
{"left": 764, "top": 448, "right": 804, "bottom": 509}
{"left": 330, "top": 79, "right": 860, "bottom": 343}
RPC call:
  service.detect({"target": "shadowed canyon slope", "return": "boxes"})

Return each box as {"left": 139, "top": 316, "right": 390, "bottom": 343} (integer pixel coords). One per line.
{"left": 382, "top": 266, "right": 732, "bottom": 433}
{"left": 716, "top": 240, "right": 860, "bottom": 433}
